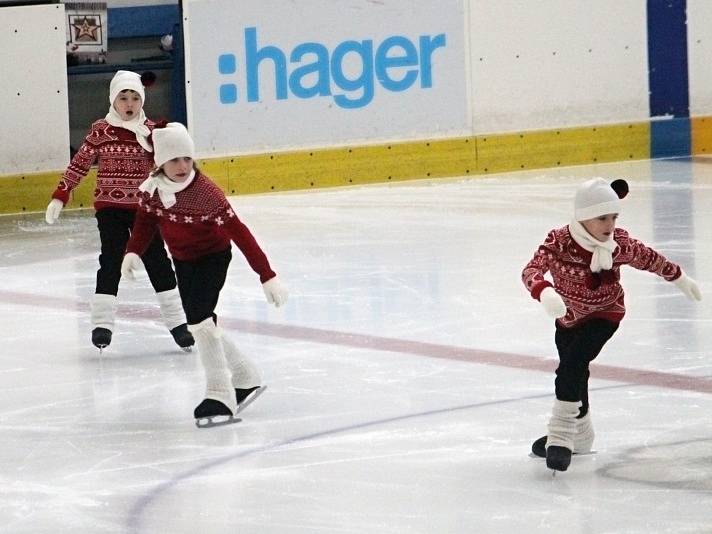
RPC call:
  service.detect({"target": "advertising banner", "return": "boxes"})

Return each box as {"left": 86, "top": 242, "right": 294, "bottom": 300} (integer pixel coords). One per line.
{"left": 184, "top": 0, "right": 469, "bottom": 156}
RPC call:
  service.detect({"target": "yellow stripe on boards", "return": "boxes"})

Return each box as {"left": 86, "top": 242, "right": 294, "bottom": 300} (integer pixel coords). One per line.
{"left": 691, "top": 116, "right": 712, "bottom": 155}
{"left": 475, "top": 122, "right": 650, "bottom": 174}
{"left": 0, "top": 169, "right": 96, "bottom": 216}
{"left": 0, "top": 120, "right": 655, "bottom": 216}
{"left": 213, "top": 138, "right": 478, "bottom": 196}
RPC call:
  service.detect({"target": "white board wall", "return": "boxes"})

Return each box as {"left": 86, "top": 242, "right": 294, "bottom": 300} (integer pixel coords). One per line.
{"left": 468, "top": 0, "right": 650, "bottom": 133}
{"left": 687, "top": 0, "right": 712, "bottom": 116}
{"left": 5, "top": 1, "right": 712, "bottom": 177}
{"left": 0, "top": 4, "right": 70, "bottom": 175}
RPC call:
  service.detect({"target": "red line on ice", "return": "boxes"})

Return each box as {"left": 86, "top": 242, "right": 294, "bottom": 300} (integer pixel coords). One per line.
{"left": 4, "top": 289, "right": 712, "bottom": 394}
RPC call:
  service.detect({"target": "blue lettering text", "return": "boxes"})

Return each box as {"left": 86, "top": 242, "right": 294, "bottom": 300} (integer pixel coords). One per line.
{"left": 219, "top": 28, "right": 447, "bottom": 109}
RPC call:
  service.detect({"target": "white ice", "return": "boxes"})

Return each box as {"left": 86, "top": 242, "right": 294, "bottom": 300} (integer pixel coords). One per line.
{"left": 0, "top": 158, "right": 711, "bottom": 533}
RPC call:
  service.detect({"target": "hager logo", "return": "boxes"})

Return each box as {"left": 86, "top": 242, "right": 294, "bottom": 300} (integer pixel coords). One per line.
{"left": 217, "top": 27, "right": 447, "bottom": 109}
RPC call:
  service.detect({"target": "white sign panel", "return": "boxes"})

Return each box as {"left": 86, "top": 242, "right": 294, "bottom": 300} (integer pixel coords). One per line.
{"left": 184, "top": 0, "right": 469, "bottom": 157}
{"left": 469, "top": 0, "right": 650, "bottom": 133}
{"left": 0, "top": 4, "right": 70, "bottom": 175}
{"left": 688, "top": 0, "right": 712, "bottom": 116}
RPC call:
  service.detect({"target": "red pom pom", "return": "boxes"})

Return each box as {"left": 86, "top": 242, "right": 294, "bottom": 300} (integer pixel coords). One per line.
{"left": 611, "top": 179, "right": 629, "bottom": 199}
{"left": 141, "top": 71, "right": 157, "bottom": 88}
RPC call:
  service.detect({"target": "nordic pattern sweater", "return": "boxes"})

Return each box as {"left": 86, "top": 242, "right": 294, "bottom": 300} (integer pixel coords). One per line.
{"left": 522, "top": 226, "right": 681, "bottom": 327}
{"left": 127, "top": 172, "right": 276, "bottom": 283}
{"left": 52, "top": 119, "right": 158, "bottom": 211}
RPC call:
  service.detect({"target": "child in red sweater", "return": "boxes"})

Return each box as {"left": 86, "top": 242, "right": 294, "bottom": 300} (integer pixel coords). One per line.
{"left": 522, "top": 178, "right": 701, "bottom": 472}
{"left": 121, "top": 123, "right": 288, "bottom": 427}
{"left": 45, "top": 70, "right": 192, "bottom": 352}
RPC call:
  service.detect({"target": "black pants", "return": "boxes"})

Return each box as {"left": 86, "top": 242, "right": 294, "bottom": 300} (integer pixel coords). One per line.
{"left": 173, "top": 248, "right": 232, "bottom": 325}
{"left": 554, "top": 318, "right": 619, "bottom": 418}
{"left": 95, "top": 208, "right": 177, "bottom": 295}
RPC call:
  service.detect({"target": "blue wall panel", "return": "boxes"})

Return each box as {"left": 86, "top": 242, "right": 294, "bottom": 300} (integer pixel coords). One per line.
{"left": 647, "top": 0, "right": 690, "bottom": 157}
{"left": 651, "top": 118, "right": 691, "bottom": 159}
{"left": 647, "top": 0, "right": 689, "bottom": 118}
{"left": 108, "top": 5, "right": 179, "bottom": 38}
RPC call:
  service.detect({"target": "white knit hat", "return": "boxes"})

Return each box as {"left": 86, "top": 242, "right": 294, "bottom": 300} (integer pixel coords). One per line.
{"left": 574, "top": 178, "right": 628, "bottom": 221}
{"left": 109, "top": 70, "right": 145, "bottom": 105}
{"left": 153, "top": 123, "right": 195, "bottom": 168}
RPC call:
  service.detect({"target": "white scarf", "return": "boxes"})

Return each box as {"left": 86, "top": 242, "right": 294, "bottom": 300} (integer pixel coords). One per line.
{"left": 138, "top": 169, "right": 195, "bottom": 208}
{"left": 568, "top": 219, "right": 618, "bottom": 273}
{"left": 105, "top": 107, "right": 153, "bottom": 152}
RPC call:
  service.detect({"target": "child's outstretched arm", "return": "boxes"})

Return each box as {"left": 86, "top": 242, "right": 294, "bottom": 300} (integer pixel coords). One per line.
{"left": 46, "top": 126, "right": 102, "bottom": 223}
{"left": 624, "top": 232, "right": 702, "bottom": 301}
{"left": 222, "top": 213, "right": 288, "bottom": 307}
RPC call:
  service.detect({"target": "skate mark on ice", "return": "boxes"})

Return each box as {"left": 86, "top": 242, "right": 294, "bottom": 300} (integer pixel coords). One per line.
{"left": 124, "top": 384, "right": 628, "bottom": 534}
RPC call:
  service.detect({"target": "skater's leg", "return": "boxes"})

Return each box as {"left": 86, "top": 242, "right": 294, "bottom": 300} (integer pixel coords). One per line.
{"left": 531, "top": 411, "right": 595, "bottom": 458}
{"left": 222, "top": 336, "right": 261, "bottom": 389}
{"left": 154, "top": 287, "right": 185, "bottom": 329}
{"left": 540, "top": 319, "right": 618, "bottom": 465}
{"left": 532, "top": 319, "right": 606, "bottom": 458}
{"left": 221, "top": 335, "right": 265, "bottom": 409}
{"left": 173, "top": 249, "right": 231, "bottom": 326}
{"left": 574, "top": 413, "right": 594, "bottom": 453}
{"left": 140, "top": 232, "right": 178, "bottom": 294}
{"left": 174, "top": 250, "right": 234, "bottom": 423}
{"left": 93, "top": 209, "right": 130, "bottom": 348}
{"left": 155, "top": 288, "right": 194, "bottom": 349}
{"left": 137, "top": 219, "right": 194, "bottom": 350}
{"left": 546, "top": 399, "right": 580, "bottom": 471}
{"left": 90, "top": 293, "right": 117, "bottom": 348}
{"left": 189, "top": 318, "right": 237, "bottom": 416}
{"left": 95, "top": 209, "right": 130, "bottom": 297}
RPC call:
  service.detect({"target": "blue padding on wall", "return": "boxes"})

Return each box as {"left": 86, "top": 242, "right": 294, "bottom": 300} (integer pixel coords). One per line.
{"left": 108, "top": 5, "right": 179, "bottom": 38}
{"left": 646, "top": 0, "right": 689, "bottom": 118}
{"left": 650, "top": 118, "right": 691, "bottom": 159}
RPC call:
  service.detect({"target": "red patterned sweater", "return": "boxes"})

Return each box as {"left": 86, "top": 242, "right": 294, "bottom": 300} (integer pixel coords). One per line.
{"left": 51, "top": 119, "right": 158, "bottom": 211}
{"left": 522, "top": 226, "right": 681, "bottom": 327}
{"left": 126, "top": 172, "right": 276, "bottom": 282}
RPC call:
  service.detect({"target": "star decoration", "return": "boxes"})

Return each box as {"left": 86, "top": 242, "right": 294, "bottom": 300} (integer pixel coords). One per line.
{"left": 71, "top": 15, "right": 101, "bottom": 42}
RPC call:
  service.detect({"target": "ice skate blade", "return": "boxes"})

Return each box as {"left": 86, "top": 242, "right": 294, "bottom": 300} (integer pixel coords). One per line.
{"left": 181, "top": 346, "right": 193, "bottom": 353}
{"left": 529, "top": 450, "right": 596, "bottom": 459}
{"left": 235, "top": 385, "right": 267, "bottom": 415}
{"left": 195, "top": 415, "right": 242, "bottom": 429}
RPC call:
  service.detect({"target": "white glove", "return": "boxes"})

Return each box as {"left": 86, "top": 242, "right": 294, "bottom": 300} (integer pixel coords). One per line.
{"left": 262, "top": 276, "right": 288, "bottom": 307}
{"left": 121, "top": 252, "right": 143, "bottom": 280}
{"left": 540, "top": 287, "right": 567, "bottom": 319}
{"left": 673, "top": 271, "right": 702, "bottom": 301}
{"left": 45, "top": 199, "right": 63, "bottom": 224}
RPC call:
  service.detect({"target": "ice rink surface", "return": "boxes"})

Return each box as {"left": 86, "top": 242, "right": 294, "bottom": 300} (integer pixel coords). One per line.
{"left": 1, "top": 158, "right": 711, "bottom": 533}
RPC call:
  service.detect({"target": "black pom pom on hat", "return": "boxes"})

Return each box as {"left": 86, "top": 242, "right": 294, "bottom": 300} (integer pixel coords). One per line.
{"left": 141, "top": 71, "right": 157, "bottom": 88}
{"left": 610, "top": 179, "right": 629, "bottom": 199}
